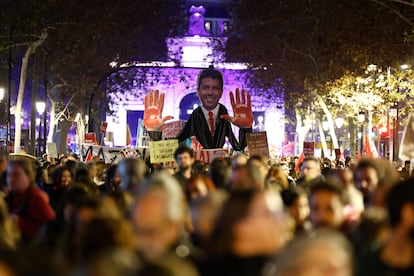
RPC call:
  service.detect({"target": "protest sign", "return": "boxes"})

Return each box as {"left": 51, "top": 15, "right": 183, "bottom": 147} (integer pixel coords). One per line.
{"left": 149, "top": 139, "right": 179, "bottom": 163}
{"left": 84, "top": 133, "right": 97, "bottom": 144}
{"left": 47, "top": 142, "right": 58, "bottom": 158}
{"left": 246, "top": 131, "right": 269, "bottom": 157}
{"left": 303, "top": 142, "right": 315, "bottom": 157}
{"left": 137, "top": 119, "right": 150, "bottom": 148}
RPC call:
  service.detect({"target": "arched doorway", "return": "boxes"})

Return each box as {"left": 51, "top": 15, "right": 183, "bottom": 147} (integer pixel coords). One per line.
{"left": 179, "top": 92, "right": 200, "bottom": 121}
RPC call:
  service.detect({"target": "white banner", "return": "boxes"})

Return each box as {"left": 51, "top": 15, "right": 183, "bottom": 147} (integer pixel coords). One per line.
{"left": 80, "top": 144, "right": 149, "bottom": 164}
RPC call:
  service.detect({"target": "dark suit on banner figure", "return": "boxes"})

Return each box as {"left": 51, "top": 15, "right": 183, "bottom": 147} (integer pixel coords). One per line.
{"left": 143, "top": 68, "right": 253, "bottom": 151}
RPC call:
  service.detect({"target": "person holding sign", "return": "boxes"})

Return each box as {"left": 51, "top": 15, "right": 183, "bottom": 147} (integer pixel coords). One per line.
{"left": 144, "top": 68, "right": 253, "bottom": 151}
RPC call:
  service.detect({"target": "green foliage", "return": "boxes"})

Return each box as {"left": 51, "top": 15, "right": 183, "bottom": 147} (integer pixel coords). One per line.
{"left": 225, "top": 0, "right": 414, "bottom": 109}
{"left": 325, "top": 65, "right": 414, "bottom": 124}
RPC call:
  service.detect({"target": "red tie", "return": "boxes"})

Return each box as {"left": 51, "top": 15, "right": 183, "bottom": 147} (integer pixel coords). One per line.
{"left": 208, "top": 111, "right": 214, "bottom": 134}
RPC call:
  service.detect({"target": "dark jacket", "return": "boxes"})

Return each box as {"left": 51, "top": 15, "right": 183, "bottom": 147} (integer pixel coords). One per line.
{"left": 177, "top": 104, "right": 251, "bottom": 151}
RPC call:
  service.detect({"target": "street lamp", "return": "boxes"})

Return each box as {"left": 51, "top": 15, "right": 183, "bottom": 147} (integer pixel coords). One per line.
{"left": 358, "top": 112, "right": 365, "bottom": 156}
{"left": 36, "top": 101, "right": 46, "bottom": 155}
{"left": 0, "top": 88, "right": 5, "bottom": 102}
{"left": 335, "top": 117, "right": 344, "bottom": 149}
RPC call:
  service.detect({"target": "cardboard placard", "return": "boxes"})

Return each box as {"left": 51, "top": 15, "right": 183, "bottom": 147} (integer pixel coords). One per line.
{"left": 162, "top": 120, "right": 186, "bottom": 139}
{"left": 47, "top": 142, "right": 58, "bottom": 158}
{"left": 303, "top": 142, "right": 315, "bottom": 157}
{"left": 100, "top": 121, "right": 108, "bottom": 134}
{"left": 246, "top": 131, "right": 269, "bottom": 157}
{"left": 149, "top": 139, "right": 179, "bottom": 163}
{"left": 84, "top": 133, "right": 97, "bottom": 144}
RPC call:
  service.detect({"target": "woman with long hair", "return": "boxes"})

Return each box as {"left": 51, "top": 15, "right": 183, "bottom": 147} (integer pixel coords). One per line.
{"left": 47, "top": 166, "right": 73, "bottom": 211}
{"left": 6, "top": 160, "right": 55, "bottom": 242}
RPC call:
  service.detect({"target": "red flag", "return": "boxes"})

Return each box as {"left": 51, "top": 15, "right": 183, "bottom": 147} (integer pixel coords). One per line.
{"left": 363, "top": 135, "right": 378, "bottom": 158}
{"left": 363, "top": 135, "right": 373, "bottom": 158}
{"left": 295, "top": 152, "right": 305, "bottom": 172}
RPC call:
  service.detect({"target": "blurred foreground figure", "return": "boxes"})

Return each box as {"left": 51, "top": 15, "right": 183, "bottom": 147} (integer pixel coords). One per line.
{"left": 357, "top": 179, "right": 414, "bottom": 275}
{"left": 354, "top": 158, "right": 399, "bottom": 207}
{"left": 201, "top": 189, "right": 287, "bottom": 276}
{"left": 131, "top": 173, "right": 196, "bottom": 266}
{"left": 6, "top": 160, "right": 55, "bottom": 242}
{"left": 276, "top": 231, "right": 353, "bottom": 276}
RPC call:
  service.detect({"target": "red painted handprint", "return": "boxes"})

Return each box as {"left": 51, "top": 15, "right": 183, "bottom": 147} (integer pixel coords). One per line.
{"left": 143, "top": 90, "right": 173, "bottom": 131}
{"left": 220, "top": 88, "right": 253, "bottom": 128}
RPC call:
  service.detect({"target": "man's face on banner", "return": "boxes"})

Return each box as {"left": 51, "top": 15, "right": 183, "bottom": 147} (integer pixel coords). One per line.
{"left": 197, "top": 78, "right": 223, "bottom": 111}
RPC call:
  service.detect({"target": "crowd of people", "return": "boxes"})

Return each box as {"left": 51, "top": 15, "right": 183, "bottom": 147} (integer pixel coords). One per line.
{"left": 0, "top": 146, "right": 413, "bottom": 275}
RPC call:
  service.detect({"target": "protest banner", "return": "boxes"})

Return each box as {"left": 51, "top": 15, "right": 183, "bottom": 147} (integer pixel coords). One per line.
{"left": 80, "top": 144, "right": 149, "bottom": 164}
{"left": 246, "top": 131, "right": 269, "bottom": 157}
{"left": 149, "top": 139, "right": 179, "bottom": 163}
{"left": 195, "top": 148, "right": 231, "bottom": 163}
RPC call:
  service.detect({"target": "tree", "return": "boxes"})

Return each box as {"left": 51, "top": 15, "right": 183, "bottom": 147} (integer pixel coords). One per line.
{"left": 224, "top": 0, "right": 414, "bottom": 154}
{"left": 0, "top": 0, "right": 186, "bottom": 154}
{"left": 325, "top": 64, "right": 414, "bottom": 156}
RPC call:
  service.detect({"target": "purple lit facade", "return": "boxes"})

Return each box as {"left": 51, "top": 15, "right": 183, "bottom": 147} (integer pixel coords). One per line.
{"left": 105, "top": 5, "right": 285, "bottom": 156}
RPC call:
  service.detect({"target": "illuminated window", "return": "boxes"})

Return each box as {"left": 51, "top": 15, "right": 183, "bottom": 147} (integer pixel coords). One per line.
{"left": 223, "top": 21, "right": 229, "bottom": 32}
{"left": 205, "top": 21, "right": 211, "bottom": 33}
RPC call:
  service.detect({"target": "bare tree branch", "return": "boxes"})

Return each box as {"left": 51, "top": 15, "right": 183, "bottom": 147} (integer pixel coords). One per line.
{"left": 369, "top": 0, "right": 414, "bottom": 26}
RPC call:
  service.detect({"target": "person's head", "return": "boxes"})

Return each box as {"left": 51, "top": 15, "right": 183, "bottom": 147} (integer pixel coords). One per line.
{"left": 185, "top": 175, "right": 215, "bottom": 202}
{"left": 51, "top": 166, "right": 73, "bottom": 188}
{"left": 354, "top": 158, "right": 399, "bottom": 207}
{"left": 276, "top": 230, "right": 353, "bottom": 276}
{"left": 173, "top": 146, "right": 194, "bottom": 171}
{"left": 116, "top": 158, "right": 148, "bottom": 193}
{"left": 247, "top": 155, "right": 269, "bottom": 187}
{"left": 0, "top": 149, "right": 9, "bottom": 174}
{"left": 7, "top": 160, "right": 36, "bottom": 194}
{"left": 354, "top": 158, "right": 381, "bottom": 201}
{"left": 95, "top": 160, "right": 106, "bottom": 179}
{"left": 281, "top": 186, "right": 310, "bottom": 228}
{"left": 386, "top": 179, "right": 414, "bottom": 237}
{"left": 266, "top": 165, "right": 289, "bottom": 191}
{"left": 279, "top": 162, "right": 291, "bottom": 177}
{"left": 230, "top": 164, "right": 263, "bottom": 190}
{"left": 209, "top": 157, "right": 232, "bottom": 190}
{"left": 87, "top": 161, "right": 97, "bottom": 178}
{"left": 300, "top": 157, "right": 321, "bottom": 181}
{"left": 208, "top": 189, "right": 286, "bottom": 256}
{"left": 131, "top": 172, "right": 186, "bottom": 261}
{"left": 196, "top": 68, "right": 224, "bottom": 111}
{"left": 231, "top": 153, "right": 248, "bottom": 169}
{"left": 336, "top": 169, "right": 354, "bottom": 188}
{"left": 309, "top": 182, "right": 344, "bottom": 230}
{"left": 105, "top": 164, "right": 121, "bottom": 190}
